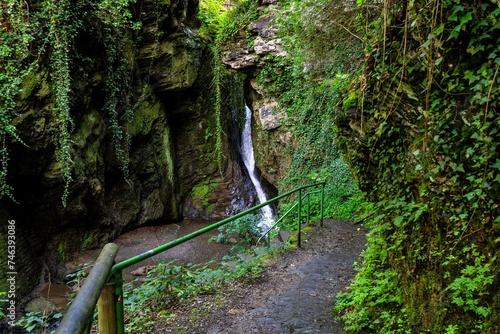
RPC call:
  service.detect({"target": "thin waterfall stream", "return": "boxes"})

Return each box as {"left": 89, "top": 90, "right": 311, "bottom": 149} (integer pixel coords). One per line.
{"left": 240, "top": 105, "right": 274, "bottom": 231}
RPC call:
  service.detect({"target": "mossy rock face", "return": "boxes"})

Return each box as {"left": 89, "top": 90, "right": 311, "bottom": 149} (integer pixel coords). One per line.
{"left": 139, "top": 29, "right": 203, "bottom": 92}
{"left": 129, "top": 88, "right": 162, "bottom": 136}
{"left": 1, "top": 0, "right": 270, "bottom": 293}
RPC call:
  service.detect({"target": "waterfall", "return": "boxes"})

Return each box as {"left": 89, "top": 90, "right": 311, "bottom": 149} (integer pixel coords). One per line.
{"left": 241, "top": 105, "right": 274, "bottom": 231}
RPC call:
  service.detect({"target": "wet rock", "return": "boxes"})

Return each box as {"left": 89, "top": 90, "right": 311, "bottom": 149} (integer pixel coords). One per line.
{"left": 131, "top": 265, "right": 155, "bottom": 276}
{"left": 25, "top": 298, "right": 59, "bottom": 315}
{"left": 258, "top": 100, "right": 282, "bottom": 130}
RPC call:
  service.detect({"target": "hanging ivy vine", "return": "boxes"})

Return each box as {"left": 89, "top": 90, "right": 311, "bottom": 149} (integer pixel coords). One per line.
{"left": 335, "top": 0, "right": 500, "bottom": 332}
{"left": 0, "top": 0, "right": 141, "bottom": 204}
{"left": 0, "top": 0, "right": 34, "bottom": 201}
{"left": 45, "top": 0, "right": 77, "bottom": 207}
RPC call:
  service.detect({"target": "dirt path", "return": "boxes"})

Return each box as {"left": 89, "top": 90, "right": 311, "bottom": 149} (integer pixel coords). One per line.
{"left": 168, "top": 219, "right": 366, "bottom": 334}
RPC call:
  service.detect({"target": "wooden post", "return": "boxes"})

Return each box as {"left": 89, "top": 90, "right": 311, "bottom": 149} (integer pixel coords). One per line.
{"left": 98, "top": 281, "right": 117, "bottom": 334}
{"left": 55, "top": 243, "right": 119, "bottom": 334}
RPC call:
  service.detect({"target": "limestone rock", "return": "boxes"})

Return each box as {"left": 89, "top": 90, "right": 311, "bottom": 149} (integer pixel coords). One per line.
{"left": 222, "top": 42, "right": 260, "bottom": 70}
{"left": 25, "top": 298, "right": 59, "bottom": 315}
{"left": 222, "top": 11, "right": 285, "bottom": 69}
{"left": 258, "top": 100, "right": 282, "bottom": 130}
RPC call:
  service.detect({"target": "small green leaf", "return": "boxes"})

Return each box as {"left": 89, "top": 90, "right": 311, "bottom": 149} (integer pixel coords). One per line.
{"left": 491, "top": 159, "right": 500, "bottom": 170}
{"left": 393, "top": 216, "right": 404, "bottom": 227}
{"left": 460, "top": 12, "right": 473, "bottom": 26}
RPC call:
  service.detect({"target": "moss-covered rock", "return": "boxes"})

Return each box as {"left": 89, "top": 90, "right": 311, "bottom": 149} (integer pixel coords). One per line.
{"left": 0, "top": 0, "right": 258, "bottom": 295}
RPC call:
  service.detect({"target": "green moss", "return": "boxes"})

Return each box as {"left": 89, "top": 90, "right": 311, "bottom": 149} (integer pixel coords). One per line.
{"left": 57, "top": 242, "right": 66, "bottom": 261}
{"left": 130, "top": 93, "right": 162, "bottom": 136}
{"left": 191, "top": 179, "right": 220, "bottom": 206}
{"left": 18, "top": 72, "right": 40, "bottom": 100}
{"left": 37, "top": 79, "right": 51, "bottom": 98}
{"left": 81, "top": 233, "right": 94, "bottom": 249}
{"left": 287, "top": 226, "right": 314, "bottom": 247}
{"left": 192, "top": 183, "right": 210, "bottom": 199}
{"left": 162, "top": 127, "right": 175, "bottom": 184}
{"left": 342, "top": 88, "right": 360, "bottom": 110}
{"left": 72, "top": 110, "right": 102, "bottom": 148}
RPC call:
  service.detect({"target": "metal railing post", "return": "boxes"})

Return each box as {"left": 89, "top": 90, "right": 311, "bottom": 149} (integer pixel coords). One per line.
{"left": 115, "top": 271, "right": 125, "bottom": 334}
{"left": 320, "top": 182, "right": 325, "bottom": 227}
{"left": 307, "top": 194, "right": 311, "bottom": 224}
{"left": 297, "top": 189, "right": 302, "bottom": 248}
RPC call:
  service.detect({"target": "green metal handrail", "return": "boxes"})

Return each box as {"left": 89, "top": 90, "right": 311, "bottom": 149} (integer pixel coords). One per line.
{"left": 56, "top": 182, "right": 325, "bottom": 334}
{"left": 257, "top": 188, "right": 324, "bottom": 247}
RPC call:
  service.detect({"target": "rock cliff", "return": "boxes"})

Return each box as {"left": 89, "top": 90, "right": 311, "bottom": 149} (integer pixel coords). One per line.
{"left": 220, "top": 0, "right": 292, "bottom": 189}
{"left": 0, "top": 0, "right": 255, "bottom": 296}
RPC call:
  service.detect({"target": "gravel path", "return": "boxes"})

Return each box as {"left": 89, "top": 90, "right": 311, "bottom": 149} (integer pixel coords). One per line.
{"left": 176, "top": 219, "right": 367, "bottom": 334}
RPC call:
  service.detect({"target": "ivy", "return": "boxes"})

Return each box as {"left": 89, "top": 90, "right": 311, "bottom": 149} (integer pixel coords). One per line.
{"left": 44, "top": 0, "right": 78, "bottom": 207}
{"left": 210, "top": 44, "right": 225, "bottom": 173}
{"left": 335, "top": 0, "right": 500, "bottom": 332}
{"left": 103, "top": 24, "right": 135, "bottom": 181}
{"left": 0, "top": 0, "right": 141, "bottom": 204}
{"left": 0, "top": 0, "right": 34, "bottom": 201}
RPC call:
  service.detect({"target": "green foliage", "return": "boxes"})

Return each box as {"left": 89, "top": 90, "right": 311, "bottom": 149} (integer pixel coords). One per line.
{"left": 16, "top": 311, "right": 62, "bottom": 333}
{"left": 0, "top": 0, "right": 35, "bottom": 201}
{"left": 0, "top": 291, "right": 7, "bottom": 318}
{"left": 209, "top": 214, "right": 263, "bottom": 248}
{"left": 103, "top": 23, "right": 136, "bottom": 181}
{"left": 214, "top": 0, "right": 260, "bottom": 46}
{"left": 65, "top": 262, "right": 90, "bottom": 290}
{"left": 210, "top": 44, "right": 226, "bottom": 173}
{"left": 334, "top": 0, "right": 500, "bottom": 332}
{"left": 444, "top": 253, "right": 495, "bottom": 318}
{"left": 240, "top": 0, "right": 367, "bottom": 221}
{"left": 199, "top": 1, "right": 260, "bottom": 173}
{"left": 43, "top": 0, "right": 77, "bottom": 207}
{"left": 198, "top": 0, "right": 225, "bottom": 38}
{"left": 123, "top": 252, "right": 268, "bottom": 332}
{"left": 0, "top": 0, "right": 140, "bottom": 204}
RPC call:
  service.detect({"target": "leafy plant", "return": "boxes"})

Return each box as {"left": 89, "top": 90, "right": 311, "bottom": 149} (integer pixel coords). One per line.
{"left": 209, "top": 214, "right": 263, "bottom": 248}
{"left": 65, "top": 262, "right": 91, "bottom": 291}
{"left": 0, "top": 0, "right": 141, "bottom": 204}
{"left": 122, "top": 251, "right": 271, "bottom": 332}
{"left": 16, "top": 311, "right": 62, "bottom": 333}
{"left": 443, "top": 255, "right": 495, "bottom": 318}
{"left": 333, "top": 0, "right": 500, "bottom": 332}
{"left": 0, "top": 292, "right": 7, "bottom": 318}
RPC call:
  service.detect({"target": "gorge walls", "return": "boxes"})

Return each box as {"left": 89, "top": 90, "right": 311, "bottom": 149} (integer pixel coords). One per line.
{"left": 0, "top": 0, "right": 257, "bottom": 296}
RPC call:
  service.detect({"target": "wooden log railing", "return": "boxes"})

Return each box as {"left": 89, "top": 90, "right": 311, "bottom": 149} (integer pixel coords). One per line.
{"left": 55, "top": 243, "right": 119, "bottom": 334}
